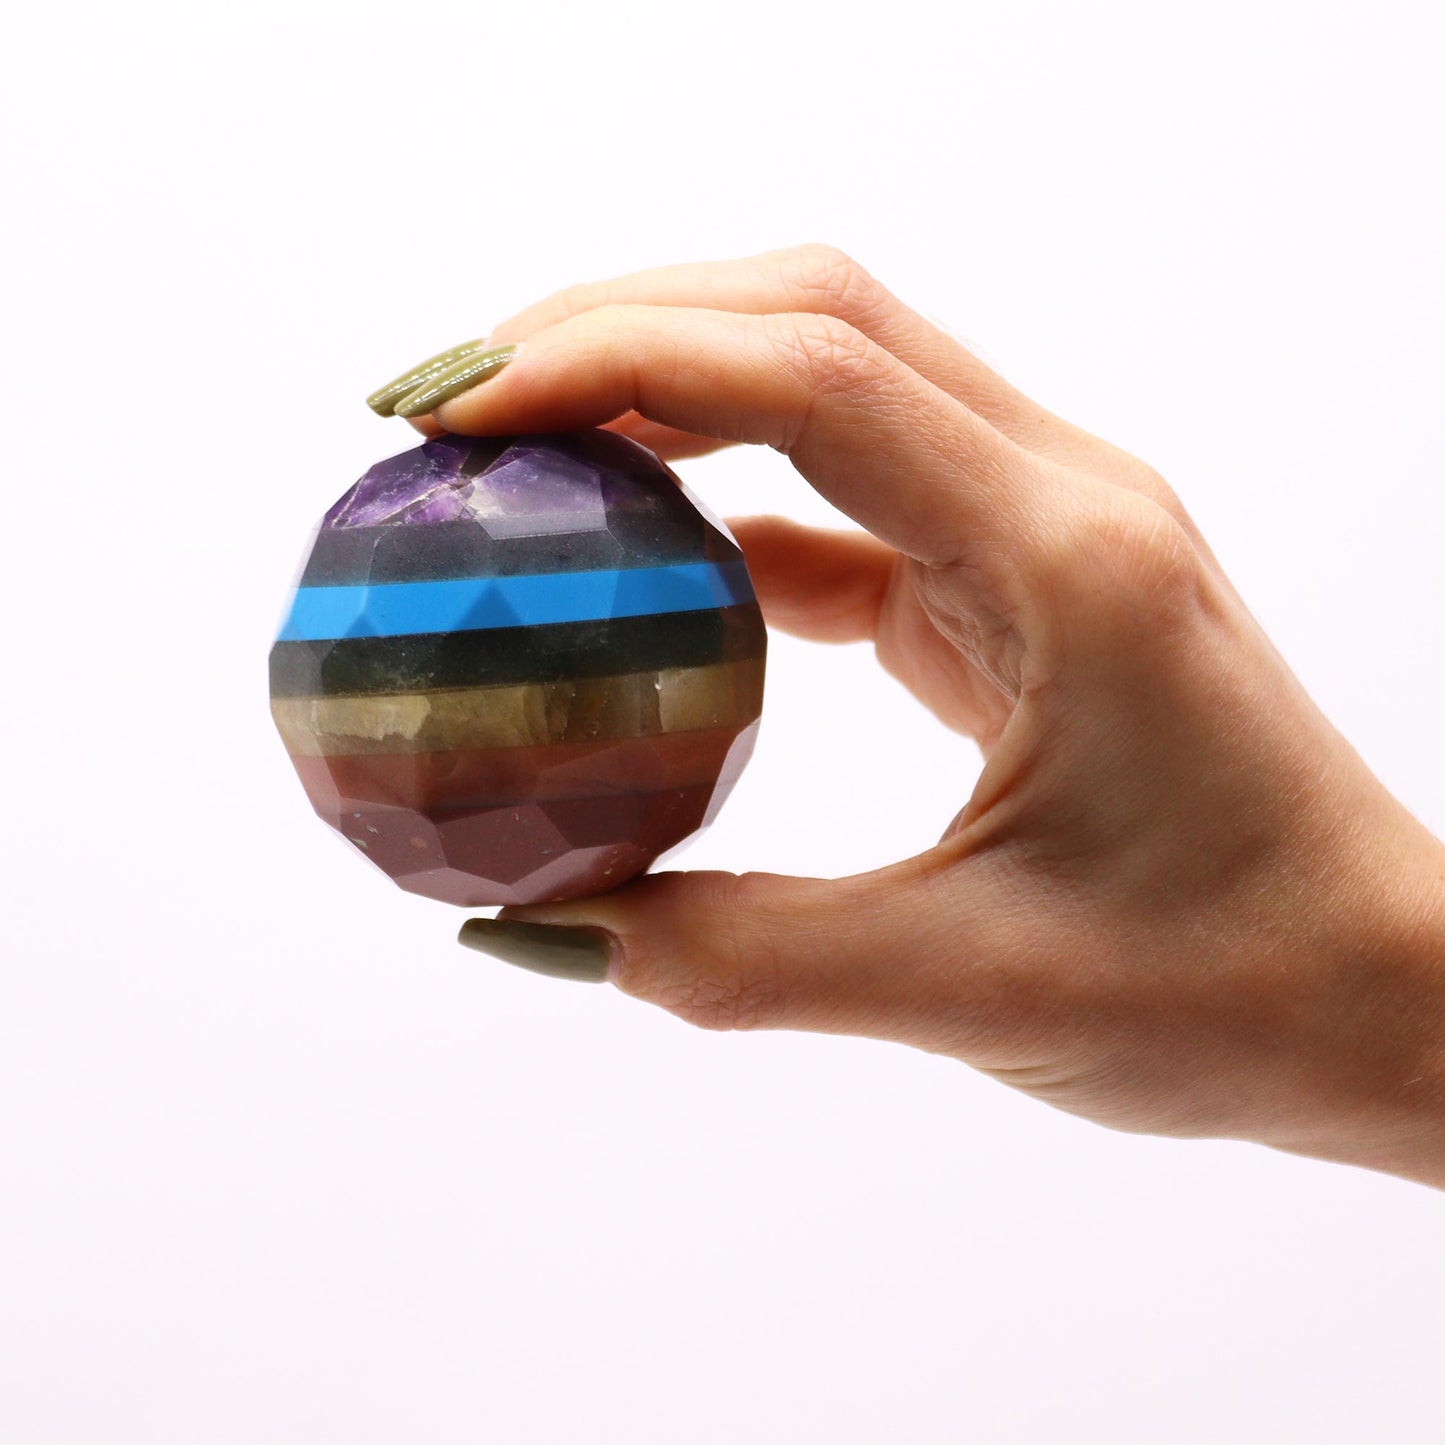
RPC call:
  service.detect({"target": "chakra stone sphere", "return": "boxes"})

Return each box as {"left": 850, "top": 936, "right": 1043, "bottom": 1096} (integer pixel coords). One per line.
{"left": 269, "top": 430, "right": 766, "bottom": 906}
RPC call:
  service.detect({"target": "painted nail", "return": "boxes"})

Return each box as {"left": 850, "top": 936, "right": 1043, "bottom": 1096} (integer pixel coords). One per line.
{"left": 457, "top": 917, "right": 615, "bottom": 983}
{"left": 366, "top": 338, "right": 490, "bottom": 416}
{"left": 393, "top": 344, "right": 518, "bottom": 418}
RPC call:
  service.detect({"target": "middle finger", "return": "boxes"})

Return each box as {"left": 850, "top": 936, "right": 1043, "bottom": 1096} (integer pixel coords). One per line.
{"left": 485, "top": 244, "right": 1077, "bottom": 458}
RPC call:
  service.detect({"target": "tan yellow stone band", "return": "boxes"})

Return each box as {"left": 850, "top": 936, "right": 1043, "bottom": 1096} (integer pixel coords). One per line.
{"left": 271, "top": 656, "right": 765, "bottom": 758}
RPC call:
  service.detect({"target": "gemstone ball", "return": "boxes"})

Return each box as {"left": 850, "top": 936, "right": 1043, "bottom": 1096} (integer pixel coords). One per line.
{"left": 269, "top": 430, "right": 766, "bottom": 905}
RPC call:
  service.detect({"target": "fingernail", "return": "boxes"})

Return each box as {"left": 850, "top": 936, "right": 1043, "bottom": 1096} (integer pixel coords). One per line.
{"left": 457, "top": 917, "right": 615, "bottom": 983}
{"left": 393, "top": 344, "right": 518, "bottom": 418}
{"left": 366, "top": 337, "right": 490, "bottom": 416}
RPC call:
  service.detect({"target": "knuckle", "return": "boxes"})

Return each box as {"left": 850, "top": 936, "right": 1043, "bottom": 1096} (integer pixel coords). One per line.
{"left": 573, "top": 300, "right": 642, "bottom": 334}
{"left": 1104, "top": 453, "right": 1192, "bottom": 524}
{"left": 1032, "top": 488, "right": 1206, "bottom": 641}
{"left": 552, "top": 279, "right": 612, "bottom": 322}
{"left": 1127, "top": 460, "right": 1181, "bottom": 510}
{"left": 645, "top": 872, "right": 789, "bottom": 1032}
{"left": 661, "top": 969, "right": 786, "bottom": 1032}
{"left": 566, "top": 303, "right": 660, "bottom": 371}
{"left": 781, "top": 243, "right": 878, "bottom": 318}
{"left": 1101, "top": 498, "right": 1201, "bottom": 605}
{"left": 765, "top": 311, "right": 883, "bottom": 399}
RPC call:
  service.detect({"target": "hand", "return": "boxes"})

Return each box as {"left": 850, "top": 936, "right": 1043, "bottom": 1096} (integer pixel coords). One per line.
{"left": 370, "top": 244, "right": 1445, "bottom": 1187}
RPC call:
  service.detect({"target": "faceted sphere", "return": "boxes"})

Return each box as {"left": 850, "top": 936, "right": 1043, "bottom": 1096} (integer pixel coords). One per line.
{"left": 269, "top": 430, "right": 766, "bottom": 905}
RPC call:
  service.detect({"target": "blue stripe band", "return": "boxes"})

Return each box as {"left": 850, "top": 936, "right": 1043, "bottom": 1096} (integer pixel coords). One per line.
{"left": 276, "top": 560, "right": 756, "bottom": 643}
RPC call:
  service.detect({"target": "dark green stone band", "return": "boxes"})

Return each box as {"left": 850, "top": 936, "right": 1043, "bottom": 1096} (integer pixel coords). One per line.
{"left": 267, "top": 602, "right": 767, "bottom": 698}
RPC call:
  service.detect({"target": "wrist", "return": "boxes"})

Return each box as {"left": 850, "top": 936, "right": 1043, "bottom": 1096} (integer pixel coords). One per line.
{"left": 1283, "top": 825, "right": 1445, "bottom": 1187}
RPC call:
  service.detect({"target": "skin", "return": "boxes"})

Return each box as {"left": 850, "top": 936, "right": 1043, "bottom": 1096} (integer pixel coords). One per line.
{"left": 382, "top": 243, "right": 1445, "bottom": 1188}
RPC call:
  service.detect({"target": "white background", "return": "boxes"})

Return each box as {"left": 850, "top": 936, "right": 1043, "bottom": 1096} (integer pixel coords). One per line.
{"left": 3, "top": 2, "right": 1443, "bottom": 1440}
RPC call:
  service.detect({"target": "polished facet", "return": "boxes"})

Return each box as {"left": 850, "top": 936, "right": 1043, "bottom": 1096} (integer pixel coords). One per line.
{"left": 270, "top": 430, "right": 766, "bottom": 905}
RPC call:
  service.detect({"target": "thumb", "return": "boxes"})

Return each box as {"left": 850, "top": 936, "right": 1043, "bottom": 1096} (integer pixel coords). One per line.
{"left": 457, "top": 860, "right": 954, "bottom": 1038}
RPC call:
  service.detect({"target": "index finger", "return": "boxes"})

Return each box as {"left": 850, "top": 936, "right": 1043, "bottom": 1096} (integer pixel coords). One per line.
{"left": 487, "top": 244, "right": 1063, "bottom": 453}
{"left": 424, "top": 302, "right": 1064, "bottom": 613}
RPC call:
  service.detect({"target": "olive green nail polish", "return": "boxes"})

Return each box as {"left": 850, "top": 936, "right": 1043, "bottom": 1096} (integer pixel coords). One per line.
{"left": 365, "top": 337, "right": 490, "bottom": 416}
{"left": 393, "top": 344, "right": 518, "bottom": 418}
{"left": 457, "top": 917, "right": 615, "bottom": 983}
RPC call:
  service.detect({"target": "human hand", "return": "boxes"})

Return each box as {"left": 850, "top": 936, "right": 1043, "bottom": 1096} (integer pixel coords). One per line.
{"left": 368, "top": 245, "right": 1445, "bottom": 1187}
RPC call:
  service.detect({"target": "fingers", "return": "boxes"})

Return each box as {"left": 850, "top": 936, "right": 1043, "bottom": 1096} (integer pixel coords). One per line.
{"left": 589, "top": 870, "right": 894, "bottom": 1034}
{"left": 485, "top": 244, "right": 1066, "bottom": 455}
{"left": 727, "top": 516, "right": 895, "bottom": 643}
{"left": 469, "top": 858, "right": 988, "bottom": 1047}
{"left": 726, "top": 516, "right": 1014, "bottom": 746}
{"left": 426, "top": 302, "right": 1053, "bottom": 583}
{"left": 375, "top": 246, "right": 1171, "bottom": 496}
